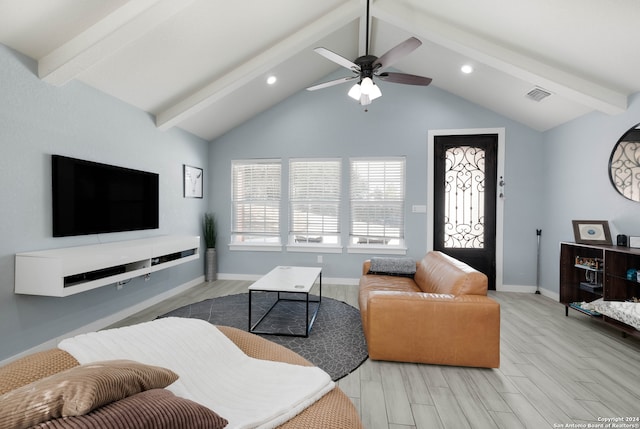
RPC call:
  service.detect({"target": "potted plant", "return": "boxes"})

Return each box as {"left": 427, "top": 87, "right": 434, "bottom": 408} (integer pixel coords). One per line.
{"left": 203, "top": 213, "right": 217, "bottom": 281}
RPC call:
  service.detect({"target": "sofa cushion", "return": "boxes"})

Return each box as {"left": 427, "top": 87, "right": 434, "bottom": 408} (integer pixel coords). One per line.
{"left": 414, "top": 251, "right": 487, "bottom": 295}
{"left": 359, "top": 274, "right": 420, "bottom": 315}
{"left": 360, "top": 273, "right": 420, "bottom": 293}
{"left": 0, "top": 360, "right": 178, "bottom": 429}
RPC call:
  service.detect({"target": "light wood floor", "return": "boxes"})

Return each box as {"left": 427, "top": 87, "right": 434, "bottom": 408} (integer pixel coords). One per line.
{"left": 109, "top": 280, "right": 640, "bottom": 429}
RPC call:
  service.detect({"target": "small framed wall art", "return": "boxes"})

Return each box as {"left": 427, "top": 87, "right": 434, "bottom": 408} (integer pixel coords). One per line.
{"left": 571, "top": 220, "right": 612, "bottom": 245}
{"left": 183, "top": 165, "right": 203, "bottom": 198}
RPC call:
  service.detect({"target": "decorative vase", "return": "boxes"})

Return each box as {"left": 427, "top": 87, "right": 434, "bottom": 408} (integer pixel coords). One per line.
{"left": 205, "top": 248, "right": 217, "bottom": 282}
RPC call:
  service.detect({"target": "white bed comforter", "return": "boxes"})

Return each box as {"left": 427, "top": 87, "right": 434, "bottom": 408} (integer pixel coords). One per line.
{"left": 58, "top": 317, "right": 335, "bottom": 429}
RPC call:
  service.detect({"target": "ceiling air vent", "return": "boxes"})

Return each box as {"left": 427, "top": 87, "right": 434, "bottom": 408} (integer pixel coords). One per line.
{"left": 526, "top": 86, "right": 552, "bottom": 102}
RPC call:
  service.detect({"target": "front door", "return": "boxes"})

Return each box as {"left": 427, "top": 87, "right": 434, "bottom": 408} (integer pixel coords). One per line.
{"left": 433, "top": 134, "right": 498, "bottom": 290}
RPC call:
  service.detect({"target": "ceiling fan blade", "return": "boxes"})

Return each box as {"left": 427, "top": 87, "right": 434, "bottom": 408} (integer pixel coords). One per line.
{"left": 313, "top": 47, "right": 360, "bottom": 71}
{"left": 372, "top": 37, "right": 422, "bottom": 70}
{"left": 306, "top": 76, "right": 357, "bottom": 91}
{"left": 377, "top": 72, "right": 432, "bottom": 86}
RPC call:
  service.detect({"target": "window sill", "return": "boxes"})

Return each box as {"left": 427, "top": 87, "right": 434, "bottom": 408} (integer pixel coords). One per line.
{"left": 229, "top": 243, "right": 282, "bottom": 252}
{"left": 347, "top": 246, "right": 407, "bottom": 255}
{"left": 286, "top": 244, "right": 343, "bottom": 254}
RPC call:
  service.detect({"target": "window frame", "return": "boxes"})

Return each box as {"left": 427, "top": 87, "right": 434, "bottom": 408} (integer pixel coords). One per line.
{"left": 229, "top": 159, "right": 282, "bottom": 251}
{"left": 348, "top": 156, "right": 407, "bottom": 255}
{"left": 286, "top": 158, "right": 342, "bottom": 253}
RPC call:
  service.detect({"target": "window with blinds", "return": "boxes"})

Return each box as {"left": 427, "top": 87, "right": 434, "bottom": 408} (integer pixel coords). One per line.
{"left": 231, "top": 160, "right": 281, "bottom": 245}
{"left": 289, "top": 159, "right": 341, "bottom": 246}
{"left": 350, "top": 157, "right": 405, "bottom": 247}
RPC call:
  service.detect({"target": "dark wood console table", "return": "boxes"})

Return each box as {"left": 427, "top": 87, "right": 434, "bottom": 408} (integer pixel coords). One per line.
{"left": 560, "top": 242, "right": 640, "bottom": 338}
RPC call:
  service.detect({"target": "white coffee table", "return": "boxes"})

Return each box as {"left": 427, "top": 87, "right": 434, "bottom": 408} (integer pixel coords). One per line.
{"left": 248, "top": 266, "right": 322, "bottom": 337}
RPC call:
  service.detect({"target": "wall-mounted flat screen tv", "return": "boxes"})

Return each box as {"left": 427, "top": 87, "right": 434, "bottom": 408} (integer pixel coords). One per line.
{"left": 52, "top": 155, "right": 159, "bottom": 237}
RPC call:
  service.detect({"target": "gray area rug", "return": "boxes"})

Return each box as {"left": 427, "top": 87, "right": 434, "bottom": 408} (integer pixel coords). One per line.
{"left": 159, "top": 293, "right": 368, "bottom": 381}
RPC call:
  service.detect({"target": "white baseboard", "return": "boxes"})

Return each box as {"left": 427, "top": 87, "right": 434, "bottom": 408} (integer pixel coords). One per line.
{"left": 538, "top": 288, "right": 559, "bottom": 301}
{"left": 498, "top": 284, "right": 537, "bottom": 293}
{"left": 1, "top": 276, "right": 204, "bottom": 366}
{"left": 498, "top": 284, "right": 559, "bottom": 301}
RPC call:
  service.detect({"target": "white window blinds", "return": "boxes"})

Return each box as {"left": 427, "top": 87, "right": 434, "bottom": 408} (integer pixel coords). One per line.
{"left": 350, "top": 157, "right": 405, "bottom": 246}
{"left": 289, "top": 159, "right": 341, "bottom": 245}
{"left": 231, "top": 160, "right": 281, "bottom": 244}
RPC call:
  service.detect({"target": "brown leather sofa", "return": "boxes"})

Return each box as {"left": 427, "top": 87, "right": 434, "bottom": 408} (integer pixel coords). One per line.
{"left": 359, "top": 251, "right": 500, "bottom": 368}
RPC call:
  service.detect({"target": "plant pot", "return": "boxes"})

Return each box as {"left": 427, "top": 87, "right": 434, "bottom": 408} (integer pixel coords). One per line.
{"left": 205, "top": 248, "right": 217, "bottom": 282}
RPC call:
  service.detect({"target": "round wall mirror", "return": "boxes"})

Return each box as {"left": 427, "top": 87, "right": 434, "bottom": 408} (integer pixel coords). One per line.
{"left": 609, "top": 123, "right": 640, "bottom": 202}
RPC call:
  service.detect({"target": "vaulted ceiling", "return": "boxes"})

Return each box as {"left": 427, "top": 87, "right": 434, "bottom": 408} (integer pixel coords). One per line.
{"left": 1, "top": 0, "right": 639, "bottom": 141}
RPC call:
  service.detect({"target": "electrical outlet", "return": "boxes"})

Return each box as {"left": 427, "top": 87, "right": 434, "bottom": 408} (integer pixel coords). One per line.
{"left": 317, "top": 255, "right": 323, "bottom": 263}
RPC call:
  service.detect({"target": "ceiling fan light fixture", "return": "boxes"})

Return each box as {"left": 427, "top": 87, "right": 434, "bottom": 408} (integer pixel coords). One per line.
{"left": 360, "top": 77, "right": 374, "bottom": 93}
{"left": 348, "top": 82, "right": 361, "bottom": 100}
{"left": 368, "top": 82, "right": 382, "bottom": 100}
{"left": 348, "top": 77, "right": 381, "bottom": 105}
{"left": 308, "top": 0, "right": 431, "bottom": 106}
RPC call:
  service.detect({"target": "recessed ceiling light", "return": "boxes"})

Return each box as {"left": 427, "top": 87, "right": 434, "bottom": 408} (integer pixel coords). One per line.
{"left": 266, "top": 75, "right": 277, "bottom": 85}
{"left": 461, "top": 64, "right": 474, "bottom": 74}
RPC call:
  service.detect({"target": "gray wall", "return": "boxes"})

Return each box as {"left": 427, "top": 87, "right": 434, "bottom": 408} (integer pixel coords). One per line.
{"left": 0, "top": 45, "right": 209, "bottom": 361}
{"left": 540, "top": 92, "right": 640, "bottom": 294}
{"left": 209, "top": 71, "right": 545, "bottom": 285}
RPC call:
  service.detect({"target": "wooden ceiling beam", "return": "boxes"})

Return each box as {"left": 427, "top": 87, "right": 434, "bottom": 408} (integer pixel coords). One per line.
{"left": 156, "top": 1, "right": 362, "bottom": 131}
{"left": 373, "top": 0, "right": 627, "bottom": 115}
{"left": 39, "top": 0, "right": 196, "bottom": 86}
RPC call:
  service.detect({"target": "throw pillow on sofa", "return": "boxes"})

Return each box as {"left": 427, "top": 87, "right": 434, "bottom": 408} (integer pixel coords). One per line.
{"left": 0, "top": 359, "right": 178, "bottom": 429}
{"left": 368, "top": 257, "right": 416, "bottom": 277}
{"left": 32, "top": 389, "right": 228, "bottom": 429}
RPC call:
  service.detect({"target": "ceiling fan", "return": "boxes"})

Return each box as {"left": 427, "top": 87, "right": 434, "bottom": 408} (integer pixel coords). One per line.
{"left": 306, "top": 0, "right": 432, "bottom": 107}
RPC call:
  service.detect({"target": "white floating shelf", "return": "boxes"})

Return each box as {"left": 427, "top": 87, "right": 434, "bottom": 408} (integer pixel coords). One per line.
{"left": 15, "top": 235, "right": 200, "bottom": 297}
